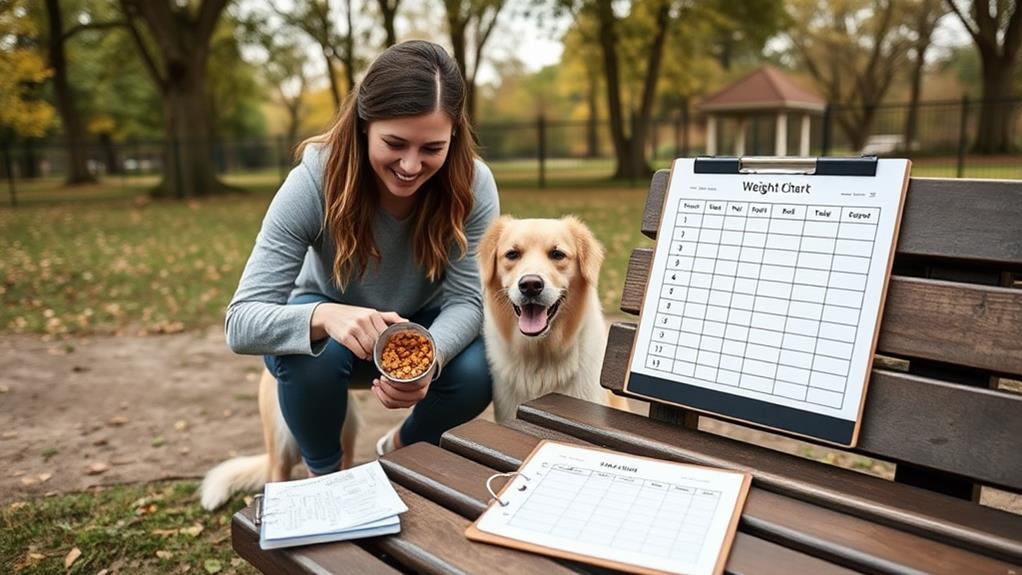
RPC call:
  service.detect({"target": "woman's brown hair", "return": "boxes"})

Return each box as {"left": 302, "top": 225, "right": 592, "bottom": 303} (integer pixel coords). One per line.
{"left": 300, "top": 40, "right": 476, "bottom": 290}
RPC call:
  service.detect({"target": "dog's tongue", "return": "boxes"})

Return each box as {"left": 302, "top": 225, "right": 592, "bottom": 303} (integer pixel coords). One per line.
{"left": 518, "top": 304, "right": 549, "bottom": 335}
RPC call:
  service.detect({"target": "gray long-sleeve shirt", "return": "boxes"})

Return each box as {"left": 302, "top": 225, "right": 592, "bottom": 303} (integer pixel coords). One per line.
{"left": 225, "top": 144, "right": 500, "bottom": 364}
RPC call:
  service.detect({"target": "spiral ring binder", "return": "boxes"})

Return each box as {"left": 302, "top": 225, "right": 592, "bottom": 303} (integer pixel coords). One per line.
{"left": 485, "top": 471, "right": 530, "bottom": 506}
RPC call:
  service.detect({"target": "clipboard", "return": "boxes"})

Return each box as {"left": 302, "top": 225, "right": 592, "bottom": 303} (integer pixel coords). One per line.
{"left": 466, "top": 440, "right": 752, "bottom": 575}
{"left": 623, "top": 156, "right": 911, "bottom": 447}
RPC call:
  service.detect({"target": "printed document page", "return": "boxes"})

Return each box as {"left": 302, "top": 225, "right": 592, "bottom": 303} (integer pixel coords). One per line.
{"left": 474, "top": 441, "right": 747, "bottom": 575}
{"left": 261, "top": 460, "right": 407, "bottom": 542}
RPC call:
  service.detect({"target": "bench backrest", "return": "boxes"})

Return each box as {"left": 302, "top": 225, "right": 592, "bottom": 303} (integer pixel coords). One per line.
{"left": 602, "top": 172, "right": 1022, "bottom": 498}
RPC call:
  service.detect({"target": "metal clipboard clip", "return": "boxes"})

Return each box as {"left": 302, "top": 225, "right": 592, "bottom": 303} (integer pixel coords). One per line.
{"left": 485, "top": 471, "right": 531, "bottom": 507}
{"left": 694, "top": 155, "right": 878, "bottom": 176}
{"left": 253, "top": 494, "right": 264, "bottom": 526}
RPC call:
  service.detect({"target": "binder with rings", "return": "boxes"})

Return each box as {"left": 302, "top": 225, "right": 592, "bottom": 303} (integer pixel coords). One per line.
{"left": 693, "top": 155, "right": 879, "bottom": 176}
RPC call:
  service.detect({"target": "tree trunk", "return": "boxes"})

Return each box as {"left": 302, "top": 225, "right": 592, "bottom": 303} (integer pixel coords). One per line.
{"left": 324, "top": 50, "right": 342, "bottom": 111}
{"left": 377, "top": 0, "right": 398, "bottom": 46}
{"left": 594, "top": 0, "right": 629, "bottom": 179}
{"left": 903, "top": 42, "right": 926, "bottom": 151}
{"left": 343, "top": 0, "right": 356, "bottom": 94}
{"left": 156, "top": 68, "right": 224, "bottom": 198}
{"left": 974, "top": 60, "right": 1016, "bottom": 153}
{"left": 100, "top": 133, "right": 121, "bottom": 175}
{"left": 44, "top": 0, "right": 95, "bottom": 185}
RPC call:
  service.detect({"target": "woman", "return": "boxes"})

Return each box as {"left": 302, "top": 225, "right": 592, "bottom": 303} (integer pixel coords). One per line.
{"left": 226, "top": 40, "right": 499, "bottom": 476}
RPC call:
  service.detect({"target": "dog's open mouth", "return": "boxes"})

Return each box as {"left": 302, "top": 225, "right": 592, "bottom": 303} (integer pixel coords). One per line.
{"left": 512, "top": 298, "right": 562, "bottom": 337}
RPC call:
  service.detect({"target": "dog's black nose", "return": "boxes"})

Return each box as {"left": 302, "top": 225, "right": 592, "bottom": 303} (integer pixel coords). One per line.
{"left": 518, "top": 274, "right": 544, "bottom": 298}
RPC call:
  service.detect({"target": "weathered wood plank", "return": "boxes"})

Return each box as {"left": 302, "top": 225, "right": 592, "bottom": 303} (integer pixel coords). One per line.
{"left": 388, "top": 441, "right": 857, "bottom": 575}
{"left": 642, "top": 171, "right": 1022, "bottom": 267}
{"left": 509, "top": 394, "right": 1022, "bottom": 564}
{"left": 232, "top": 504, "right": 400, "bottom": 575}
{"left": 367, "top": 483, "right": 578, "bottom": 575}
{"left": 601, "top": 321, "right": 1022, "bottom": 491}
{"left": 443, "top": 420, "right": 1015, "bottom": 574}
{"left": 621, "top": 248, "right": 1022, "bottom": 376}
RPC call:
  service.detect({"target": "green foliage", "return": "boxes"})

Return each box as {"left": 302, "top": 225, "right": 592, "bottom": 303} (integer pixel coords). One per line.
{"left": 0, "top": 480, "right": 257, "bottom": 574}
{"left": 208, "top": 17, "right": 268, "bottom": 140}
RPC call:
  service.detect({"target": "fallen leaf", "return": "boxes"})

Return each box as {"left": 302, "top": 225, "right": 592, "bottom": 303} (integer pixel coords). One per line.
{"left": 64, "top": 547, "right": 82, "bottom": 568}
{"left": 151, "top": 528, "right": 178, "bottom": 537}
{"left": 230, "top": 558, "right": 243, "bottom": 567}
{"left": 151, "top": 436, "right": 165, "bottom": 447}
{"left": 156, "top": 550, "right": 174, "bottom": 560}
{"left": 86, "top": 462, "right": 110, "bottom": 475}
{"left": 20, "top": 477, "right": 37, "bottom": 486}
{"left": 178, "top": 446, "right": 191, "bottom": 455}
{"left": 181, "top": 523, "right": 204, "bottom": 537}
{"left": 28, "top": 552, "right": 45, "bottom": 561}
{"left": 174, "top": 420, "right": 188, "bottom": 431}
{"left": 2, "top": 431, "right": 18, "bottom": 439}
{"left": 108, "top": 415, "right": 129, "bottom": 427}
{"left": 204, "top": 559, "right": 222, "bottom": 573}
{"left": 97, "top": 570, "right": 109, "bottom": 575}
{"left": 8, "top": 501, "right": 27, "bottom": 510}
{"left": 0, "top": 384, "right": 9, "bottom": 393}
{"left": 38, "top": 473, "right": 52, "bottom": 483}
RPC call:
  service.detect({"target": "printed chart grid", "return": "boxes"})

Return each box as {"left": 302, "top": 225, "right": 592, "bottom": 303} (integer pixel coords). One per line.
{"left": 507, "top": 464, "right": 721, "bottom": 563}
{"left": 642, "top": 199, "right": 879, "bottom": 410}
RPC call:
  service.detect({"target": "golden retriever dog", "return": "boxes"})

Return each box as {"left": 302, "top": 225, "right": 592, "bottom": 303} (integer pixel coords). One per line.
{"left": 199, "top": 372, "right": 360, "bottom": 510}
{"left": 479, "top": 215, "right": 627, "bottom": 423}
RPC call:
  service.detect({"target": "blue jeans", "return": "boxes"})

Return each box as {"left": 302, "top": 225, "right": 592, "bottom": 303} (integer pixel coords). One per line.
{"left": 264, "top": 293, "right": 492, "bottom": 475}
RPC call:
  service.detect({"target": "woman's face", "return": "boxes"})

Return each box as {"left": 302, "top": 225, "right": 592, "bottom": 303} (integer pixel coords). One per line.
{"left": 367, "top": 110, "right": 453, "bottom": 201}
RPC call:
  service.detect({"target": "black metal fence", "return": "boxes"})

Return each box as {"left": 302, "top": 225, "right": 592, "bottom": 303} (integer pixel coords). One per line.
{"left": 2, "top": 96, "right": 1020, "bottom": 202}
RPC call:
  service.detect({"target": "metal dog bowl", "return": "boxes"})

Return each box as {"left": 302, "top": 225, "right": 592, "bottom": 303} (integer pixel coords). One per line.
{"left": 373, "top": 322, "right": 437, "bottom": 385}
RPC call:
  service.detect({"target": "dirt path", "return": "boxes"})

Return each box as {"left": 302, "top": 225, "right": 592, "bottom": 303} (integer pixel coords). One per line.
{"left": 0, "top": 327, "right": 429, "bottom": 504}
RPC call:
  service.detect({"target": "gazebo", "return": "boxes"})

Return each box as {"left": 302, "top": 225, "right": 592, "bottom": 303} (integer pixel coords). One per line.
{"left": 700, "top": 66, "right": 826, "bottom": 157}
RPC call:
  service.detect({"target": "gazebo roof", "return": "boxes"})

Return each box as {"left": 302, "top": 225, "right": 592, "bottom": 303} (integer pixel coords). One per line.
{"left": 700, "top": 66, "right": 826, "bottom": 113}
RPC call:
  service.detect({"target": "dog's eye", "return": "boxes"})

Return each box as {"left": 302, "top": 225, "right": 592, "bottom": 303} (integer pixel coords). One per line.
{"left": 504, "top": 249, "right": 520, "bottom": 261}
{"left": 549, "top": 249, "right": 567, "bottom": 261}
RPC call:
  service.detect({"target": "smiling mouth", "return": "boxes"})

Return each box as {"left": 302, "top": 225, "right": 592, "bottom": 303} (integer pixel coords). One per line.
{"left": 391, "top": 169, "right": 419, "bottom": 183}
{"left": 511, "top": 297, "right": 563, "bottom": 337}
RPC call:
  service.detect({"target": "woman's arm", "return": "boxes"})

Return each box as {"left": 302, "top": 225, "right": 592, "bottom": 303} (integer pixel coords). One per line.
{"left": 224, "top": 152, "right": 328, "bottom": 356}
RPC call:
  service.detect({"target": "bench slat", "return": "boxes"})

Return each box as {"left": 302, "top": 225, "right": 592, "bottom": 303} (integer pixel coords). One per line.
{"left": 369, "top": 483, "right": 578, "bottom": 575}
{"left": 642, "top": 171, "right": 1022, "bottom": 267}
{"left": 621, "top": 248, "right": 1022, "bottom": 376}
{"left": 511, "top": 394, "right": 1022, "bottom": 564}
{"left": 443, "top": 420, "right": 1014, "bottom": 574}
{"left": 602, "top": 321, "right": 1022, "bottom": 490}
{"left": 393, "top": 441, "right": 858, "bottom": 575}
{"left": 232, "top": 504, "right": 400, "bottom": 575}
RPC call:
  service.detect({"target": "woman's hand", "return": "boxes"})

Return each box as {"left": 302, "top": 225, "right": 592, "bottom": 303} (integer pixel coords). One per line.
{"left": 371, "top": 372, "right": 432, "bottom": 409}
{"left": 311, "top": 303, "right": 406, "bottom": 360}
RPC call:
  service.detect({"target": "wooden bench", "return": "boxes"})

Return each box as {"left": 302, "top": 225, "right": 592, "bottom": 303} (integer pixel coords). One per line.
{"left": 232, "top": 173, "right": 1022, "bottom": 573}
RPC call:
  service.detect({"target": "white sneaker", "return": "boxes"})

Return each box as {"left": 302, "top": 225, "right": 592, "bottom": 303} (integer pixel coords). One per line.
{"left": 375, "top": 425, "right": 401, "bottom": 457}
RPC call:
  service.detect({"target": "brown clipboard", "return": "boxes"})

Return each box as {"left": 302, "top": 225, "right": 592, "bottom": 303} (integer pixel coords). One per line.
{"left": 622, "top": 157, "right": 912, "bottom": 448}
{"left": 465, "top": 440, "right": 752, "bottom": 575}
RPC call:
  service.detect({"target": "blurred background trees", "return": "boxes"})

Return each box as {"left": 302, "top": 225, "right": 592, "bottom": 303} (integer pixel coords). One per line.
{"left": 1, "top": 0, "right": 1019, "bottom": 196}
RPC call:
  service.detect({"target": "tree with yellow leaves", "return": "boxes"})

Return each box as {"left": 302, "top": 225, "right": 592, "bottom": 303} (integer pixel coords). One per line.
{"left": 0, "top": 0, "right": 55, "bottom": 139}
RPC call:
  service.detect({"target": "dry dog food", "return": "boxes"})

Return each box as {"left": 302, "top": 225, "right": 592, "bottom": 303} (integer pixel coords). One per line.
{"left": 380, "top": 331, "right": 434, "bottom": 380}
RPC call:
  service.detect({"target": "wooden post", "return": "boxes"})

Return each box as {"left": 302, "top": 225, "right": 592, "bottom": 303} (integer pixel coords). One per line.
{"left": 822, "top": 105, "right": 832, "bottom": 156}
{"left": 800, "top": 114, "right": 811, "bottom": 156}
{"left": 735, "top": 116, "right": 747, "bottom": 156}
{"left": 706, "top": 115, "right": 717, "bottom": 155}
{"left": 775, "top": 112, "right": 788, "bottom": 156}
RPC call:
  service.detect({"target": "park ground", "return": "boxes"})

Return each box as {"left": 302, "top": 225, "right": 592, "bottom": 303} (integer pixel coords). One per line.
{"left": 2, "top": 164, "right": 1020, "bottom": 574}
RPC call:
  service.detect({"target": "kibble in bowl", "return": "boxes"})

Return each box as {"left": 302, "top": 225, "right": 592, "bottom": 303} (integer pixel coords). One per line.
{"left": 373, "top": 322, "right": 437, "bottom": 385}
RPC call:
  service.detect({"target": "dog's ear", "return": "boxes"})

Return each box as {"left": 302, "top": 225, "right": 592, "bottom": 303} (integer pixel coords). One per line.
{"left": 564, "top": 215, "right": 604, "bottom": 286}
{"left": 478, "top": 216, "right": 512, "bottom": 287}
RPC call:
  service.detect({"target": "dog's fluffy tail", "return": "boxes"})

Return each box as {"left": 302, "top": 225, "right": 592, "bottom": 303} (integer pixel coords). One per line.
{"left": 199, "top": 454, "right": 268, "bottom": 511}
